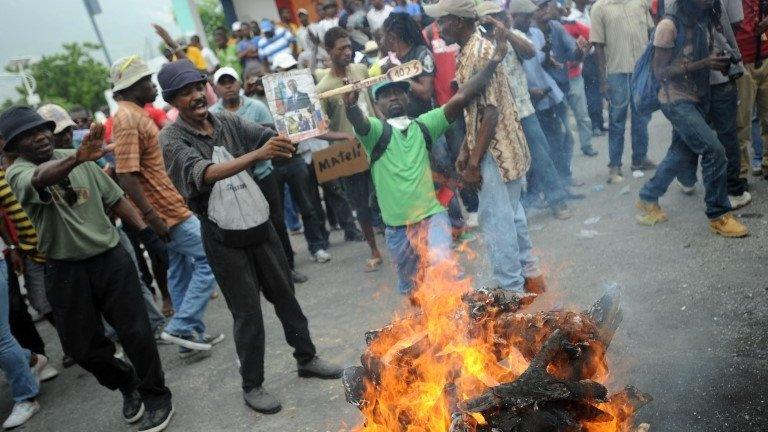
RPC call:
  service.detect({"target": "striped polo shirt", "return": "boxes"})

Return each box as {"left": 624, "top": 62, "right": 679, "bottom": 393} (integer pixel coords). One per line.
{"left": 256, "top": 27, "right": 294, "bottom": 65}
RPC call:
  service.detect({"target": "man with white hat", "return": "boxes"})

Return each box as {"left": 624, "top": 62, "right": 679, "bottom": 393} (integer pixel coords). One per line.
{"left": 36, "top": 104, "right": 76, "bottom": 149}
{"left": 109, "top": 56, "right": 224, "bottom": 358}
{"left": 209, "top": 66, "right": 309, "bottom": 284}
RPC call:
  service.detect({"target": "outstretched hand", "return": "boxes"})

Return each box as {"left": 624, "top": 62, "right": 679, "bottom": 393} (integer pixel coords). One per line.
{"left": 75, "top": 122, "right": 113, "bottom": 163}
{"left": 256, "top": 135, "right": 295, "bottom": 160}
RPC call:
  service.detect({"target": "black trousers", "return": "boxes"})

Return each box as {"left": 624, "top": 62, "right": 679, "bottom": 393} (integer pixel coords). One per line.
{"left": 272, "top": 157, "right": 329, "bottom": 254}
{"left": 200, "top": 220, "right": 316, "bottom": 391}
{"left": 45, "top": 245, "right": 171, "bottom": 409}
{"left": 305, "top": 162, "right": 360, "bottom": 239}
{"left": 257, "top": 172, "right": 296, "bottom": 270}
{"left": 7, "top": 259, "right": 45, "bottom": 356}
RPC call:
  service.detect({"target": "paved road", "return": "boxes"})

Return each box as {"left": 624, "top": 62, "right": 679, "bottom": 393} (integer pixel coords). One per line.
{"left": 11, "top": 113, "right": 768, "bottom": 431}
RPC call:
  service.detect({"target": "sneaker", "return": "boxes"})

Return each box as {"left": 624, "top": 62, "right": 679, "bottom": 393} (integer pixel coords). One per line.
{"left": 30, "top": 354, "right": 53, "bottom": 383}
{"left": 751, "top": 163, "right": 762, "bottom": 176}
{"left": 199, "top": 333, "right": 225, "bottom": 346}
{"left": 608, "top": 167, "right": 624, "bottom": 184}
{"left": 551, "top": 203, "right": 572, "bottom": 220}
{"left": 244, "top": 387, "right": 282, "bottom": 414}
{"left": 2, "top": 400, "right": 39, "bottom": 429}
{"left": 631, "top": 159, "right": 657, "bottom": 171}
{"left": 121, "top": 388, "right": 145, "bottom": 424}
{"left": 728, "top": 191, "right": 752, "bottom": 210}
{"left": 524, "top": 274, "right": 547, "bottom": 294}
{"left": 582, "top": 147, "right": 599, "bottom": 157}
{"left": 297, "top": 356, "right": 343, "bottom": 379}
{"left": 465, "top": 212, "right": 479, "bottom": 228}
{"left": 38, "top": 364, "right": 59, "bottom": 382}
{"left": 137, "top": 404, "right": 174, "bottom": 432}
{"left": 676, "top": 179, "right": 695, "bottom": 195}
{"left": 160, "top": 332, "right": 212, "bottom": 351}
{"left": 709, "top": 214, "right": 749, "bottom": 238}
{"left": 311, "top": 249, "right": 331, "bottom": 263}
{"left": 114, "top": 343, "right": 126, "bottom": 361}
{"left": 154, "top": 328, "right": 172, "bottom": 345}
{"left": 635, "top": 200, "right": 668, "bottom": 226}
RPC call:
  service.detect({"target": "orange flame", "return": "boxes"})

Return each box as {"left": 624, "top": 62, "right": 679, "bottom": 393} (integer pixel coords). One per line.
{"left": 351, "top": 227, "right": 639, "bottom": 432}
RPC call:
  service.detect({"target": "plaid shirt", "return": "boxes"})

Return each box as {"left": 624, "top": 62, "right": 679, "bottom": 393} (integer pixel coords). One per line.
{"left": 112, "top": 101, "right": 191, "bottom": 227}
{"left": 456, "top": 32, "right": 530, "bottom": 182}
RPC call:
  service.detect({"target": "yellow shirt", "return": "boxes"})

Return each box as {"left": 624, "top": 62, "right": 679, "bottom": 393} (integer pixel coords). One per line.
{"left": 185, "top": 46, "right": 208, "bottom": 71}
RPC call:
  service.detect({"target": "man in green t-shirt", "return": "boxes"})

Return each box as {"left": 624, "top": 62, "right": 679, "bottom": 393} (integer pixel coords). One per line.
{"left": 343, "top": 23, "right": 509, "bottom": 294}
{"left": 0, "top": 106, "right": 174, "bottom": 432}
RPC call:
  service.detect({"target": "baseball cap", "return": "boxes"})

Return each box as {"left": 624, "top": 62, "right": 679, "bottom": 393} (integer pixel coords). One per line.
{"left": 0, "top": 106, "right": 56, "bottom": 151}
{"left": 213, "top": 66, "right": 240, "bottom": 84}
{"left": 110, "top": 55, "right": 152, "bottom": 92}
{"left": 372, "top": 81, "right": 410, "bottom": 100}
{"left": 508, "top": 0, "right": 539, "bottom": 14}
{"left": 260, "top": 19, "right": 275, "bottom": 33}
{"left": 424, "top": 0, "right": 477, "bottom": 19}
{"left": 157, "top": 59, "right": 207, "bottom": 101}
{"left": 271, "top": 52, "right": 298, "bottom": 71}
{"left": 476, "top": 1, "right": 503, "bottom": 16}
{"left": 297, "top": 8, "right": 309, "bottom": 15}
{"left": 37, "top": 104, "right": 76, "bottom": 134}
{"left": 231, "top": 21, "right": 243, "bottom": 32}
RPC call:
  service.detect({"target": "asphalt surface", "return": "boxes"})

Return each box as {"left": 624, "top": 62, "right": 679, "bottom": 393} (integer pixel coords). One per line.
{"left": 8, "top": 112, "right": 768, "bottom": 432}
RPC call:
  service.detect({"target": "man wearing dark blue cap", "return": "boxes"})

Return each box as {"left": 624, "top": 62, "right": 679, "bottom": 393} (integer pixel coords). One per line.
{"left": 342, "top": 22, "right": 509, "bottom": 296}
{"left": 157, "top": 60, "right": 343, "bottom": 414}
{"left": 0, "top": 106, "right": 174, "bottom": 431}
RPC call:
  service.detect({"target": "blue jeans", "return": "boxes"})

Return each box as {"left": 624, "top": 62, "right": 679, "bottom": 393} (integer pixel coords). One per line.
{"left": 431, "top": 134, "right": 466, "bottom": 230}
{"left": 537, "top": 103, "right": 572, "bottom": 184}
{"left": 384, "top": 211, "right": 452, "bottom": 295}
{"left": 478, "top": 153, "right": 539, "bottom": 292}
{"left": 164, "top": 215, "right": 216, "bottom": 336}
{"left": 522, "top": 114, "right": 568, "bottom": 206}
{"left": 283, "top": 185, "right": 302, "bottom": 231}
{"left": 566, "top": 75, "right": 594, "bottom": 151}
{"left": 606, "top": 73, "right": 650, "bottom": 168}
{"left": 676, "top": 82, "right": 747, "bottom": 196}
{"left": 640, "top": 101, "right": 731, "bottom": 219}
{"left": 0, "top": 263, "right": 39, "bottom": 403}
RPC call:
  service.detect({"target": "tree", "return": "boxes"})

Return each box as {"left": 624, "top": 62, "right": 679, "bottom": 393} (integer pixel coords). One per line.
{"left": 8, "top": 42, "right": 110, "bottom": 112}
{"left": 197, "top": 0, "right": 225, "bottom": 47}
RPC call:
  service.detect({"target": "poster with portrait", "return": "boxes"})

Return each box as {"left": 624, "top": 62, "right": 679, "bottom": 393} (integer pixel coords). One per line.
{"left": 262, "top": 69, "right": 329, "bottom": 142}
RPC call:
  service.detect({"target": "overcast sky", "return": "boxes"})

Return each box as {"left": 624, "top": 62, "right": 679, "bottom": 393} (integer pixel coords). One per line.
{"left": 0, "top": 0, "right": 182, "bottom": 100}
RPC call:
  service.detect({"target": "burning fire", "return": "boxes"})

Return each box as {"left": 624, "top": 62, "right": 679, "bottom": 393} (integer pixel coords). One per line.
{"left": 347, "top": 232, "right": 648, "bottom": 432}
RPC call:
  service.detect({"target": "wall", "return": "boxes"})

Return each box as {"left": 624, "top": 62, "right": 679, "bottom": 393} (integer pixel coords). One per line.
{"left": 230, "top": 0, "right": 280, "bottom": 22}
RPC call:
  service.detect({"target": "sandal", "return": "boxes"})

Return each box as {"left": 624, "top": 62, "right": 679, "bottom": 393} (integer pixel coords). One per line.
{"left": 364, "top": 257, "right": 383, "bottom": 273}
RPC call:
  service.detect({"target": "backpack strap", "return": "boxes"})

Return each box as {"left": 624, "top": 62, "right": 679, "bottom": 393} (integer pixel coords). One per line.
{"left": 413, "top": 120, "right": 433, "bottom": 153}
{"left": 370, "top": 122, "right": 393, "bottom": 165}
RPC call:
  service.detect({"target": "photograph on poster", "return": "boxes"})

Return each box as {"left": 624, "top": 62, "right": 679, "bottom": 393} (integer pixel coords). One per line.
{"left": 263, "top": 68, "right": 328, "bottom": 142}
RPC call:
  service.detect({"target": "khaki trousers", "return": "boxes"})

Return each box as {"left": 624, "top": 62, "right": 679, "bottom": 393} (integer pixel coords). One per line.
{"left": 736, "top": 61, "right": 768, "bottom": 176}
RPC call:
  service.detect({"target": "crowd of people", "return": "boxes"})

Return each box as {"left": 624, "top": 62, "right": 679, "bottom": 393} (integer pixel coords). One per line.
{"left": 0, "top": 0, "right": 765, "bottom": 429}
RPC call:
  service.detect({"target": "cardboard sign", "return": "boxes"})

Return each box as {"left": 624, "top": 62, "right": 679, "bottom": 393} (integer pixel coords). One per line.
{"left": 312, "top": 140, "right": 370, "bottom": 183}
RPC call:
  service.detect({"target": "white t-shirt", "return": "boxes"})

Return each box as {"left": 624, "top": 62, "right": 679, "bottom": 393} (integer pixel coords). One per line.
{"left": 367, "top": 5, "right": 393, "bottom": 32}
{"left": 201, "top": 47, "right": 219, "bottom": 73}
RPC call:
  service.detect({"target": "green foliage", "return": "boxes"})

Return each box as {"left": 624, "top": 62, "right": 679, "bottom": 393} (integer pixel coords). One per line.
{"left": 197, "top": 0, "right": 225, "bottom": 47}
{"left": 8, "top": 42, "right": 109, "bottom": 111}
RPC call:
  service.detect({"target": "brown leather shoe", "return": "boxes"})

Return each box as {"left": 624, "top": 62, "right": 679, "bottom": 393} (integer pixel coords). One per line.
{"left": 524, "top": 275, "right": 547, "bottom": 294}
{"left": 709, "top": 214, "right": 748, "bottom": 238}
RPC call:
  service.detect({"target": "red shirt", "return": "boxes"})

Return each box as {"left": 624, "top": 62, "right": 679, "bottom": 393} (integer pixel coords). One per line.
{"left": 736, "top": 0, "right": 768, "bottom": 64}
{"left": 562, "top": 20, "right": 590, "bottom": 79}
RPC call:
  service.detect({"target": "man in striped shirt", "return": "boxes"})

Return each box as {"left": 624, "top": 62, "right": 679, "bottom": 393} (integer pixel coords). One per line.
{"left": 256, "top": 19, "right": 295, "bottom": 68}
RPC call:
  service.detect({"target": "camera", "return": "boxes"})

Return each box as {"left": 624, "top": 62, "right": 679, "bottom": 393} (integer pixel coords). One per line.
{"left": 714, "top": 31, "right": 744, "bottom": 80}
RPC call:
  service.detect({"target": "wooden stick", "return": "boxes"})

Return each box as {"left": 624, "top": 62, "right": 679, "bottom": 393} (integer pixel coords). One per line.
{"left": 317, "top": 60, "right": 423, "bottom": 99}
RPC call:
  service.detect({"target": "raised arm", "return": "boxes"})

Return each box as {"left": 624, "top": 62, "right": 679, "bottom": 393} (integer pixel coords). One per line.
{"left": 32, "top": 123, "right": 112, "bottom": 189}
{"left": 343, "top": 91, "right": 372, "bottom": 136}
{"left": 443, "top": 17, "right": 508, "bottom": 122}
{"left": 508, "top": 30, "right": 536, "bottom": 60}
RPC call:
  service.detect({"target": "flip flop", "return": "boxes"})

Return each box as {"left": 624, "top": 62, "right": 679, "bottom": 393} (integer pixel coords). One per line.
{"left": 364, "top": 257, "right": 383, "bottom": 273}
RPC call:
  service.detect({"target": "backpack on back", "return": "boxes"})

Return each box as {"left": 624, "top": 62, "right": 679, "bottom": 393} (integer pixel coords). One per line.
{"left": 631, "top": 14, "right": 686, "bottom": 115}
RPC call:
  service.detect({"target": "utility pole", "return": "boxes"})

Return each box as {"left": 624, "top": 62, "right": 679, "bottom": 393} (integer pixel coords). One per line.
{"left": 82, "top": 0, "right": 112, "bottom": 65}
